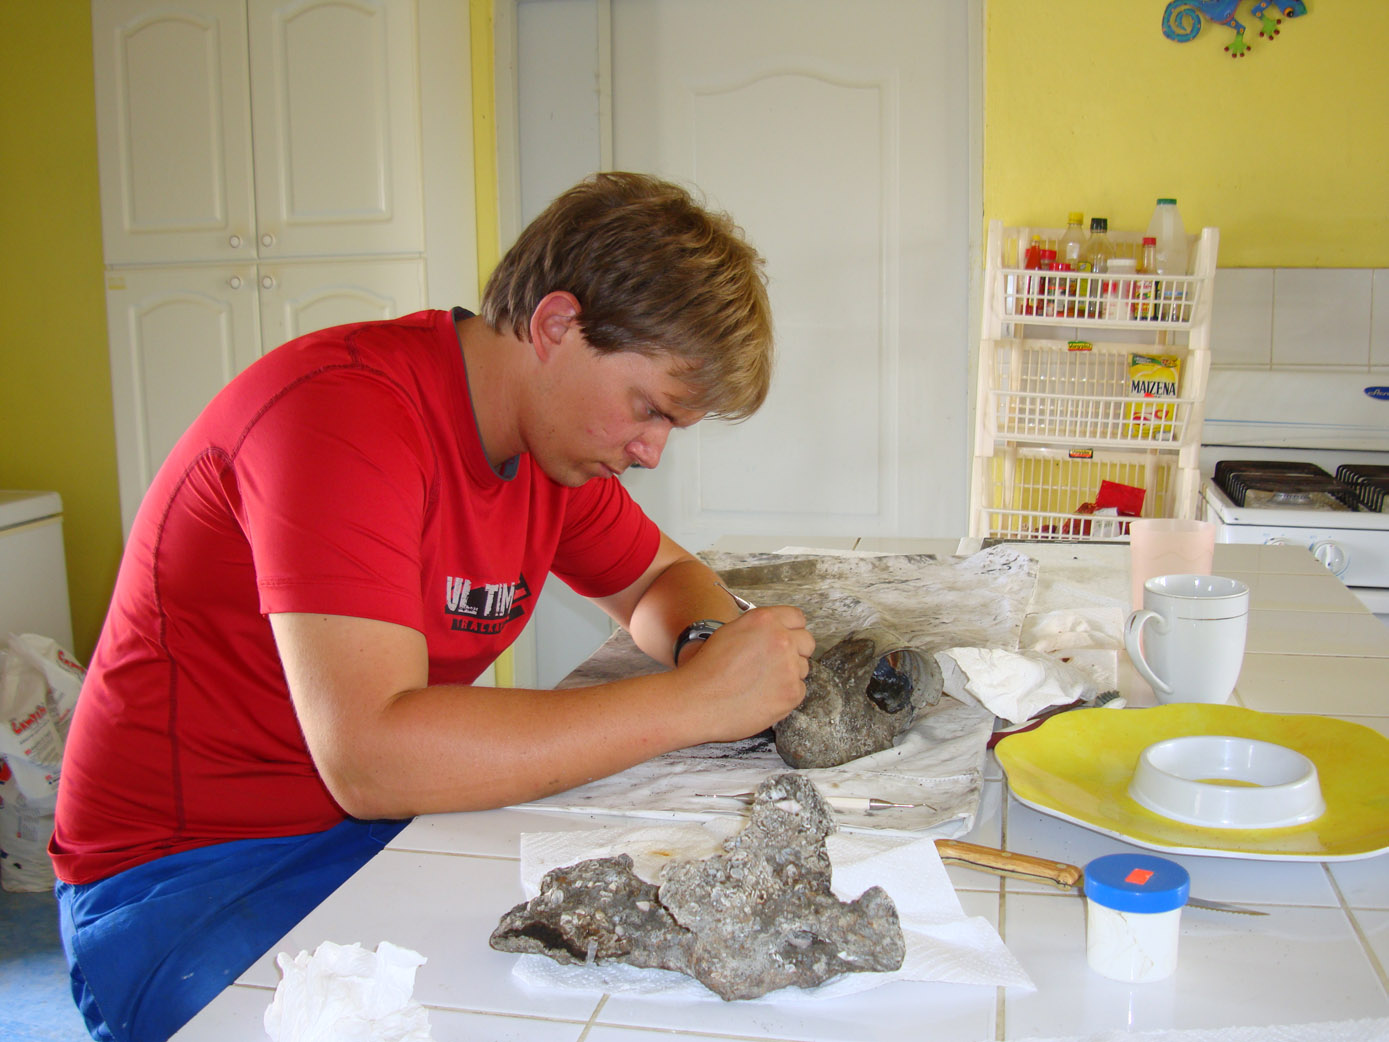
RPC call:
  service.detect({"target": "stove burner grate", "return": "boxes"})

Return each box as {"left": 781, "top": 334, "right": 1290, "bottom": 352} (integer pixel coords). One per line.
{"left": 1213, "top": 460, "right": 1362, "bottom": 512}
{"left": 1336, "top": 465, "right": 1389, "bottom": 513}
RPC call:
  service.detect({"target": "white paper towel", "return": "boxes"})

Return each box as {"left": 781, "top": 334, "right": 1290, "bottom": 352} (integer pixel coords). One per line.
{"left": 937, "top": 646, "right": 1099, "bottom": 725}
{"left": 264, "top": 940, "right": 434, "bottom": 1042}
{"left": 506, "top": 822, "right": 1035, "bottom": 1001}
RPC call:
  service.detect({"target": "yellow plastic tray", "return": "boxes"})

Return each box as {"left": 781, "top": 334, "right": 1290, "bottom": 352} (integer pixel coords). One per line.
{"left": 995, "top": 704, "right": 1389, "bottom": 861}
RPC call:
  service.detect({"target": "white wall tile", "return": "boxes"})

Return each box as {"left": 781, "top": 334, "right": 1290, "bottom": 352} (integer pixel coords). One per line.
{"left": 1211, "top": 268, "right": 1273, "bottom": 366}
{"left": 1372, "top": 269, "right": 1389, "bottom": 368}
{"left": 1271, "top": 269, "right": 1373, "bottom": 367}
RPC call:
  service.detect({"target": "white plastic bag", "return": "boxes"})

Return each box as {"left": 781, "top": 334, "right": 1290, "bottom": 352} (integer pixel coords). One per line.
{"left": 7, "top": 633, "right": 83, "bottom": 735}
{"left": 0, "top": 761, "right": 56, "bottom": 892}
{"left": 0, "top": 633, "right": 85, "bottom": 802}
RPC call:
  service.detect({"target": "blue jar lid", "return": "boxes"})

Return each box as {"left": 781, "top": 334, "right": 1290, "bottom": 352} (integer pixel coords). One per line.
{"left": 1084, "top": 854, "right": 1190, "bottom": 914}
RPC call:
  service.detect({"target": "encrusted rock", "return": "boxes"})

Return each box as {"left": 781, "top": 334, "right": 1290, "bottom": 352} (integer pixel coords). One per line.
{"left": 774, "top": 630, "right": 944, "bottom": 768}
{"left": 488, "top": 855, "right": 694, "bottom": 972}
{"left": 489, "top": 773, "right": 905, "bottom": 999}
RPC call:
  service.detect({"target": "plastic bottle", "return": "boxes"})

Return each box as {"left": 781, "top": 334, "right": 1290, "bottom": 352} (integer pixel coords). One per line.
{"left": 1146, "top": 198, "right": 1189, "bottom": 321}
{"left": 1059, "top": 212, "right": 1087, "bottom": 270}
{"left": 1082, "top": 218, "right": 1116, "bottom": 316}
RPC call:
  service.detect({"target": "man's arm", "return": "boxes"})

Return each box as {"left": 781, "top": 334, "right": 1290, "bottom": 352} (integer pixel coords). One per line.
{"left": 270, "top": 534, "right": 812, "bottom": 820}
{"left": 593, "top": 531, "right": 749, "bottom": 664}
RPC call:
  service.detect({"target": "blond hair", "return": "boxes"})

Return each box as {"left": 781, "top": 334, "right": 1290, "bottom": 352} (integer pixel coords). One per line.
{"left": 480, "top": 172, "right": 773, "bottom": 420}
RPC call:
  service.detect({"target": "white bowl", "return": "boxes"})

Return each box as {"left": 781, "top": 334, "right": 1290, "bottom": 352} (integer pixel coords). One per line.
{"left": 1128, "top": 736, "right": 1326, "bottom": 830}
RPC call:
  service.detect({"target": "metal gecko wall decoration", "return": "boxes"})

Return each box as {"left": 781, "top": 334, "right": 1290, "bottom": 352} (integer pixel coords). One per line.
{"left": 1162, "top": 1, "right": 1308, "bottom": 58}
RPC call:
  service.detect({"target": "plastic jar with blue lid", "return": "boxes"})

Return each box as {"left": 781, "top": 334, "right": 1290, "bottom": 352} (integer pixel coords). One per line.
{"left": 1084, "top": 853, "right": 1190, "bottom": 982}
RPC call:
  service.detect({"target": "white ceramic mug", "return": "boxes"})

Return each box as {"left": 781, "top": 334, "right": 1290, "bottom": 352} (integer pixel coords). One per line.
{"left": 1123, "top": 574, "right": 1249, "bottom": 704}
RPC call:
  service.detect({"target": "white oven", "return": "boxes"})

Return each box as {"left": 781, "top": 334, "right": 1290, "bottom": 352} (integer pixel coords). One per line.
{"left": 1198, "top": 369, "right": 1389, "bottom": 623}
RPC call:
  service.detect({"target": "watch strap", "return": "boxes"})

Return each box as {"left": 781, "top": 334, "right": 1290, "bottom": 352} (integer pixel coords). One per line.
{"left": 673, "top": 619, "right": 723, "bottom": 664}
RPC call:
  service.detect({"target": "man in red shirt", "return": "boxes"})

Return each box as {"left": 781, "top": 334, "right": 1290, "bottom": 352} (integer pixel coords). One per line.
{"left": 52, "top": 172, "right": 812, "bottom": 1041}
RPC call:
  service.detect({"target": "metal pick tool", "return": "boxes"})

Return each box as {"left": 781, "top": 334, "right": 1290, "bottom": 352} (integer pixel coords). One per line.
{"left": 715, "top": 582, "right": 756, "bottom": 613}
{"left": 696, "top": 792, "right": 921, "bottom": 812}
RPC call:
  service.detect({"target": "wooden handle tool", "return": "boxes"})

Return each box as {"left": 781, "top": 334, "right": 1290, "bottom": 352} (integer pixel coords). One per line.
{"left": 934, "top": 839, "right": 1083, "bottom": 889}
{"left": 932, "top": 840, "right": 1267, "bottom": 914}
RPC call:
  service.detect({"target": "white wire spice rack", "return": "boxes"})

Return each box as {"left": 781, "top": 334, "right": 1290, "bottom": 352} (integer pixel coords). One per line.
{"left": 969, "top": 219, "right": 1219, "bottom": 540}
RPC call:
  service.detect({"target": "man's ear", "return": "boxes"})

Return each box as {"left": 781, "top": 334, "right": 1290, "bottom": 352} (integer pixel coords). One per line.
{"left": 527, "top": 291, "right": 582, "bottom": 362}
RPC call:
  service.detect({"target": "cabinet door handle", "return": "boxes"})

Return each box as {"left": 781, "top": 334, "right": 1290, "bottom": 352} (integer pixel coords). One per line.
{"left": 260, "top": 275, "right": 275, "bottom": 290}
{"left": 260, "top": 233, "right": 275, "bottom": 248}
{"left": 229, "top": 234, "right": 243, "bottom": 248}
{"left": 228, "top": 275, "right": 243, "bottom": 289}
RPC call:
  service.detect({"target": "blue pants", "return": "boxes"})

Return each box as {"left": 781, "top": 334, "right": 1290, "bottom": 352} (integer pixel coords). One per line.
{"left": 56, "top": 818, "right": 409, "bottom": 1042}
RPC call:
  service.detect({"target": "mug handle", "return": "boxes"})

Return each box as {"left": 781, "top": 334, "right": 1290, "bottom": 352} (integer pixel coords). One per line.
{"left": 1123, "top": 608, "right": 1172, "bottom": 697}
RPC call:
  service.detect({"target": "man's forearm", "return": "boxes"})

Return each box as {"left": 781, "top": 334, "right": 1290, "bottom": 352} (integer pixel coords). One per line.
{"left": 625, "top": 555, "right": 742, "bottom": 665}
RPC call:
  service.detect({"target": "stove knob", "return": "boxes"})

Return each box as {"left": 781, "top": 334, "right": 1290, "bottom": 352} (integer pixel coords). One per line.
{"left": 1263, "top": 536, "right": 1290, "bottom": 547}
{"left": 1310, "top": 539, "right": 1349, "bottom": 577}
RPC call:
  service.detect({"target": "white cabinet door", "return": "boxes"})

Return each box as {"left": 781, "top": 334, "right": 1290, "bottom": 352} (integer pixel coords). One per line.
{"left": 247, "top": 0, "right": 425, "bottom": 259}
{"left": 256, "top": 258, "right": 426, "bottom": 350}
{"left": 104, "top": 265, "right": 262, "bottom": 527}
{"left": 92, "top": 0, "right": 257, "bottom": 265}
{"left": 94, "top": 0, "right": 426, "bottom": 265}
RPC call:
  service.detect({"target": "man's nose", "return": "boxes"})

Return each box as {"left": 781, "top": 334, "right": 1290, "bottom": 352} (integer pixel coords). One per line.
{"left": 627, "top": 426, "right": 670, "bottom": 470}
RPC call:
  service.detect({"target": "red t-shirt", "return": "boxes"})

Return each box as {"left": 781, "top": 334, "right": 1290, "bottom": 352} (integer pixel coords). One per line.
{"left": 51, "top": 309, "right": 660, "bottom": 884}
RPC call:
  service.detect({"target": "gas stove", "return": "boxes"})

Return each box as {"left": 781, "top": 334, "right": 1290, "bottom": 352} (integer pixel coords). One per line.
{"left": 1200, "top": 459, "right": 1389, "bottom": 618}
{"left": 1207, "top": 460, "right": 1389, "bottom": 523}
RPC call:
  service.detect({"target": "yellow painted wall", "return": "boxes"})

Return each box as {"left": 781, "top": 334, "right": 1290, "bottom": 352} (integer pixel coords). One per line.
{"left": 0, "top": 1, "right": 121, "bottom": 663}
{"left": 985, "top": 1, "right": 1388, "bottom": 266}
{"left": 5, "top": 0, "right": 1384, "bottom": 667}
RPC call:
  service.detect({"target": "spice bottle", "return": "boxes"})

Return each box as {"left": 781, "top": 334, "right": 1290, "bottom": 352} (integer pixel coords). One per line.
{"left": 1104, "top": 257, "right": 1137, "bottom": 321}
{"left": 1135, "top": 237, "right": 1158, "bottom": 321}
{"left": 1082, "top": 218, "right": 1116, "bottom": 316}
{"left": 1022, "top": 235, "right": 1043, "bottom": 316}
{"left": 1039, "top": 247, "right": 1058, "bottom": 316}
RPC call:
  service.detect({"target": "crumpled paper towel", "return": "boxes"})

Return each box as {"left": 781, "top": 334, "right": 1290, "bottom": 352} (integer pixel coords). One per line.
{"left": 936, "top": 646, "right": 1099, "bottom": 726}
{"left": 264, "top": 940, "right": 434, "bottom": 1042}
{"left": 504, "top": 821, "right": 1035, "bottom": 1001}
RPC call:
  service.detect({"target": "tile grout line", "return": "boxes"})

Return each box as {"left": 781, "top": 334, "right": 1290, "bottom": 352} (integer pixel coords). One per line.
{"left": 1324, "top": 864, "right": 1389, "bottom": 997}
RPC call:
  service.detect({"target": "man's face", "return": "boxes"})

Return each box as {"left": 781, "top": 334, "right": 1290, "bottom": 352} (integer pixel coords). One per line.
{"left": 524, "top": 324, "right": 706, "bottom": 488}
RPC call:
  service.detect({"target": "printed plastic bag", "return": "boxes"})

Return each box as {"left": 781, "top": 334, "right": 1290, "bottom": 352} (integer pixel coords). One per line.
{"left": 0, "top": 761, "right": 56, "bottom": 892}
{"left": 0, "top": 633, "right": 85, "bottom": 801}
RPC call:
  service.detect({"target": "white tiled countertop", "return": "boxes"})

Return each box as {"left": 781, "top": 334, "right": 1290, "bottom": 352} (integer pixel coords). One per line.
{"left": 173, "top": 542, "right": 1389, "bottom": 1041}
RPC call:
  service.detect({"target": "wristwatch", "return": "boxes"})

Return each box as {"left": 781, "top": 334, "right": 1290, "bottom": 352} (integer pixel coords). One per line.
{"left": 673, "top": 619, "right": 723, "bottom": 664}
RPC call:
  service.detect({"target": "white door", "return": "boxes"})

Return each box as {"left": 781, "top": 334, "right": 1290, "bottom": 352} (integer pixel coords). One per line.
{"left": 503, "top": 0, "right": 978, "bottom": 687}
{"left": 609, "top": 0, "right": 974, "bottom": 548}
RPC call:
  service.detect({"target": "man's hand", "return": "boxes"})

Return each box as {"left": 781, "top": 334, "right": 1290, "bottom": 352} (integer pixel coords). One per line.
{"left": 672, "top": 605, "right": 814, "bottom": 742}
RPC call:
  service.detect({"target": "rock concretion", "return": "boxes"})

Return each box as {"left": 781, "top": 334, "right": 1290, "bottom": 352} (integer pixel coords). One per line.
{"left": 489, "top": 773, "right": 905, "bottom": 999}
{"left": 774, "top": 629, "right": 944, "bottom": 769}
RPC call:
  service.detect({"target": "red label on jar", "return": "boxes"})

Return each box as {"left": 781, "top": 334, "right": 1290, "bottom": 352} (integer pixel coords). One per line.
{"left": 1125, "top": 868, "right": 1156, "bottom": 885}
